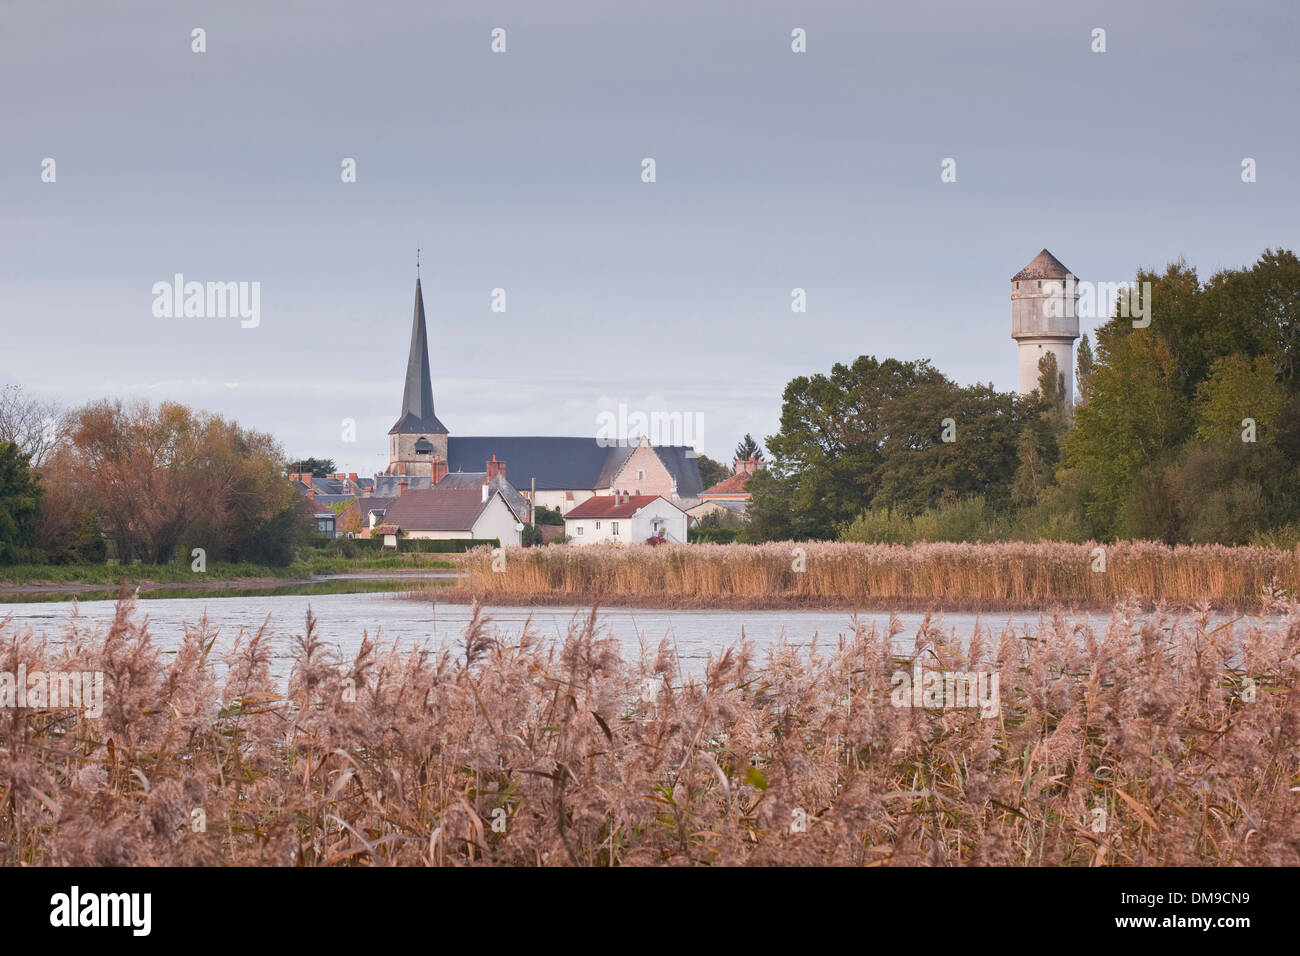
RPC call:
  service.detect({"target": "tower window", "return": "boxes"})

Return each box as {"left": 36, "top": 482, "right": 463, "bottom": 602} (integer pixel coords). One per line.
{"left": 1037, "top": 280, "right": 1041, "bottom": 289}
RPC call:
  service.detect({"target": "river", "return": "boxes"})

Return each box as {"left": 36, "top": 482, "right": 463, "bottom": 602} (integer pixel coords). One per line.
{"left": 0, "top": 587, "right": 1141, "bottom": 682}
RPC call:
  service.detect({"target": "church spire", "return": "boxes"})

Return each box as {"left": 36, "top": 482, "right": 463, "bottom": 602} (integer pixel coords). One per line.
{"left": 389, "top": 267, "right": 448, "bottom": 435}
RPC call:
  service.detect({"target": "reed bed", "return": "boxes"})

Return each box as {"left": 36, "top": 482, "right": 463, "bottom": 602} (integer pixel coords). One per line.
{"left": 1, "top": 594, "right": 1298, "bottom": 865}
{"left": 435, "top": 541, "right": 1300, "bottom": 610}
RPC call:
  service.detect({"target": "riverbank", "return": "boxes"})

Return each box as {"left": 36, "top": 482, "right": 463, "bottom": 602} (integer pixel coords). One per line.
{"left": 411, "top": 540, "right": 1300, "bottom": 612}
{"left": 0, "top": 553, "right": 457, "bottom": 593}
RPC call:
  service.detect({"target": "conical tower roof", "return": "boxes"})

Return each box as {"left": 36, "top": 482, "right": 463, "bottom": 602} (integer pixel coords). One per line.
{"left": 389, "top": 275, "right": 448, "bottom": 435}
{"left": 1012, "top": 249, "right": 1073, "bottom": 281}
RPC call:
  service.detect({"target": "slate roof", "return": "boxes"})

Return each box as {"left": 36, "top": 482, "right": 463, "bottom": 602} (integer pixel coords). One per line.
{"left": 382, "top": 487, "right": 496, "bottom": 532}
{"left": 1012, "top": 249, "right": 1073, "bottom": 281}
{"left": 435, "top": 471, "right": 527, "bottom": 523}
{"left": 371, "top": 475, "right": 433, "bottom": 496}
{"left": 355, "top": 497, "right": 396, "bottom": 517}
{"left": 649, "top": 445, "right": 705, "bottom": 498}
{"left": 390, "top": 277, "right": 449, "bottom": 435}
{"left": 447, "top": 437, "right": 703, "bottom": 497}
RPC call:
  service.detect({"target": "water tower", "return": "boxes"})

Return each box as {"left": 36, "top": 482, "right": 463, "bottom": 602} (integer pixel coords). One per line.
{"left": 1011, "top": 249, "right": 1079, "bottom": 405}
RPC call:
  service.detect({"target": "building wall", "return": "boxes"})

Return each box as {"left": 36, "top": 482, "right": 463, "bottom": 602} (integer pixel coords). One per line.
{"left": 471, "top": 494, "right": 524, "bottom": 546}
{"left": 388, "top": 432, "right": 448, "bottom": 476}
{"left": 565, "top": 498, "right": 687, "bottom": 545}
{"left": 1017, "top": 337, "right": 1076, "bottom": 405}
{"left": 1012, "top": 277, "right": 1079, "bottom": 405}
{"left": 1011, "top": 278, "right": 1079, "bottom": 339}
{"left": 532, "top": 489, "right": 596, "bottom": 515}
{"left": 608, "top": 441, "right": 676, "bottom": 498}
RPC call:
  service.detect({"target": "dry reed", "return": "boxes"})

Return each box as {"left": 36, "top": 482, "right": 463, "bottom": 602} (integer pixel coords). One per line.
{"left": 432, "top": 541, "right": 1300, "bottom": 610}
{"left": 2, "top": 592, "right": 1298, "bottom": 865}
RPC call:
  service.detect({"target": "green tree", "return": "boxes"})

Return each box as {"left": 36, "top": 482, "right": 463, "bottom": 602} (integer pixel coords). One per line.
{"left": 289, "top": 457, "right": 336, "bottom": 477}
{"left": 1063, "top": 331, "right": 1192, "bottom": 538}
{"left": 1075, "top": 334, "right": 1096, "bottom": 407}
{"left": 0, "top": 441, "right": 43, "bottom": 563}
{"left": 734, "top": 434, "right": 763, "bottom": 462}
{"left": 1194, "top": 355, "right": 1286, "bottom": 445}
{"left": 694, "top": 454, "right": 730, "bottom": 490}
{"left": 747, "top": 356, "right": 1035, "bottom": 541}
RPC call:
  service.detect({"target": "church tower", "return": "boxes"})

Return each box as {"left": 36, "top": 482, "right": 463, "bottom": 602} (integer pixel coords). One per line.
{"left": 386, "top": 272, "right": 448, "bottom": 476}
{"left": 1011, "top": 249, "right": 1080, "bottom": 406}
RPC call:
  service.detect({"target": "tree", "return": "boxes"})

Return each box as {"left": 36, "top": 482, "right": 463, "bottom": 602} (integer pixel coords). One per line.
{"left": 0, "top": 384, "right": 67, "bottom": 468}
{"left": 68, "top": 400, "right": 312, "bottom": 564}
{"left": 734, "top": 434, "right": 764, "bottom": 462}
{"left": 1064, "top": 331, "right": 1191, "bottom": 538}
{"left": 0, "top": 441, "right": 43, "bottom": 563}
{"left": 288, "top": 457, "right": 336, "bottom": 478}
{"left": 1194, "top": 355, "right": 1285, "bottom": 445}
{"left": 746, "top": 355, "right": 1036, "bottom": 541}
{"left": 532, "top": 505, "right": 564, "bottom": 526}
{"left": 1064, "top": 250, "right": 1300, "bottom": 541}
{"left": 694, "top": 454, "right": 730, "bottom": 490}
{"left": 1075, "top": 334, "right": 1096, "bottom": 407}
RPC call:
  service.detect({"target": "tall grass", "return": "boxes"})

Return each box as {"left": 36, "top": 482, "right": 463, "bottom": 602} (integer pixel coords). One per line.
{"left": 1, "top": 594, "right": 1297, "bottom": 865}
{"left": 438, "top": 541, "right": 1300, "bottom": 610}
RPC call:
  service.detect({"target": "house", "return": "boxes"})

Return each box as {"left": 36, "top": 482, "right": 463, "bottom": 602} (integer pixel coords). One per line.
{"left": 380, "top": 272, "right": 703, "bottom": 514}
{"left": 336, "top": 496, "right": 398, "bottom": 538}
{"left": 563, "top": 494, "right": 688, "bottom": 545}
{"left": 687, "top": 456, "right": 763, "bottom": 523}
{"left": 378, "top": 481, "right": 524, "bottom": 547}
{"left": 297, "top": 492, "right": 341, "bottom": 538}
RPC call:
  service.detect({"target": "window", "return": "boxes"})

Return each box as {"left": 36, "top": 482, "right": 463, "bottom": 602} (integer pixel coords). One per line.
{"left": 595, "top": 521, "right": 601, "bottom": 529}
{"left": 576, "top": 525, "right": 583, "bottom": 535}
{"left": 636, "top": 470, "right": 644, "bottom": 480}
{"left": 612, "top": 521, "right": 619, "bottom": 535}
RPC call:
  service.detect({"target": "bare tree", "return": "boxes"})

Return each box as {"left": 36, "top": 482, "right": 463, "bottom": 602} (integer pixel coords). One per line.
{"left": 0, "top": 383, "right": 67, "bottom": 467}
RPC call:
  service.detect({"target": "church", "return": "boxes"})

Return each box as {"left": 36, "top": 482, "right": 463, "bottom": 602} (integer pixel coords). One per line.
{"left": 377, "top": 274, "right": 704, "bottom": 517}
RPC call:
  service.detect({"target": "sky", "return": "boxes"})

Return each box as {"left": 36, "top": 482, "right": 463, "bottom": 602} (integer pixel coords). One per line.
{"left": 2, "top": 0, "right": 1296, "bottom": 473}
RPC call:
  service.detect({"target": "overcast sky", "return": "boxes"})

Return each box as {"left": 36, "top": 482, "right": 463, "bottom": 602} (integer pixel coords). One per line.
{"left": 2, "top": 0, "right": 1296, "bottom": 472}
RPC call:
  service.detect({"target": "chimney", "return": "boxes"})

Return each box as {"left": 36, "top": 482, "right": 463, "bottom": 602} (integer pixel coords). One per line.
{"left": 398, "top": 478, "right": 408, "bottom": 497}
{"left": 432, "top": 456, "right": 448, "bottom": 483}
{"left": 482, "top": 482, "right": 490, "bottom": 503}
{"left": 735, "top": 457, "right": 761, "bottom": 476}
{"left": 485, "top": 455, "right": 506, "bottom": 483}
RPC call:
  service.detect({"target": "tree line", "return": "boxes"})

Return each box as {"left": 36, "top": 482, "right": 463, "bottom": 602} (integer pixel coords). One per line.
{"left": 745, "top": 248, "right": 1300, "bottom": 546}
{"left": 0, "top": 391, "right": 314, "bottom": 566}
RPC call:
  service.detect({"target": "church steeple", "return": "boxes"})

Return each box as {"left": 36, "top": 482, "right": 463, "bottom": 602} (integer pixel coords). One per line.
{"left": 389, "top": 271, "right": 448, "bottom": 436}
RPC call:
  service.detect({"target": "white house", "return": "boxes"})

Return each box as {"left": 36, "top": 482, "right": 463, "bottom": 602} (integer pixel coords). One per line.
{"left": 563, "top": 494, "right": 688, "bottom": 545}
{"left": 376, "top": 484, "right": 523, "bottom": 547}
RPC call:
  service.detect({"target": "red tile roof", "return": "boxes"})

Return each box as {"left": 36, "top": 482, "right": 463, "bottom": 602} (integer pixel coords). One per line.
{"left": 700, "top": 471, "right": 752, "bottom": 497}
{"left": 564, "top": 494, "right": 664, "bottom": 519}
